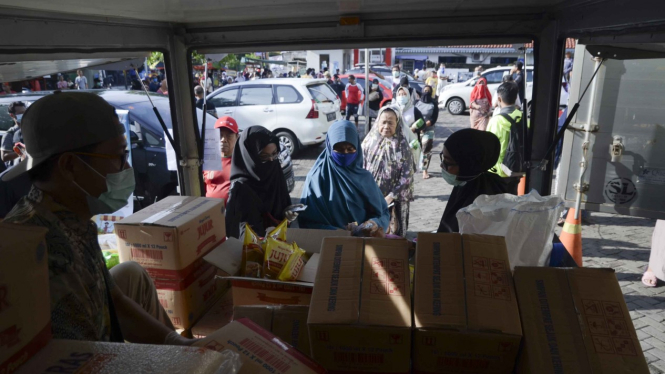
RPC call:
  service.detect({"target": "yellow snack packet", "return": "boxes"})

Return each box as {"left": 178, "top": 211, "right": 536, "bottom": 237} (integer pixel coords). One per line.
{"left": 266, "top": 219, "right": 288, "bottom": 242}
{"left": 278, "top": 242, "right": 307, "bottom": 282}
{"left": 241, "top": 225, "right": 264, "bottom": 278}
{"left": 263, "top": 237, "right": 295, "bottom": 279}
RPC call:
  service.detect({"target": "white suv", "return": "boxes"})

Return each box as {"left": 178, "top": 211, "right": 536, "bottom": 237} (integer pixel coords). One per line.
{"left": 207, "top": 78, "right": 341, "bottom": 155}
{"left": 438, "top": 66, "right": 534, "bottom": 115}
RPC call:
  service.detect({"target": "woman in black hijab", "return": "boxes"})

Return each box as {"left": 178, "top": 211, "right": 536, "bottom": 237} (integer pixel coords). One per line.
{"left": 437, "top": 129, "right": 512, "bottom": 233}
{"left": 225, "top": 126, "right": 292, "bottom": 238}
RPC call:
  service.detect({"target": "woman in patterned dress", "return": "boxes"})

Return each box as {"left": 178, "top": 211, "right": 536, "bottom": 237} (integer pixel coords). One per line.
{"left": 362, "top": 105, "right": 416, "bottom": 237}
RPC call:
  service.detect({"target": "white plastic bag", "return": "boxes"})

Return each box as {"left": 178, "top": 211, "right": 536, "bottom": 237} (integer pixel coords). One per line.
{"left": 456, "top": 190, "right": 563, "bottom": 269}
{"left": 213, "top": 349, "right": 243, "bottom": 374}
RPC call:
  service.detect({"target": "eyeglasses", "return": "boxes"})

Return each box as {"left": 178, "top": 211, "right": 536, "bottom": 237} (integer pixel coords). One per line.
{"left": 439, "top": 152, "right": 458, "bottom": 171}
{"left": 258, "top": 149, "right": 280, "bottom": 163}
{"left": 75, "top": 150, "right": 130, "bottom": 171}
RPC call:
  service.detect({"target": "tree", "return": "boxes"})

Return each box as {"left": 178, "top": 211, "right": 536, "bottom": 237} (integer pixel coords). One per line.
{"left": 147, "top": 51, "right": 163, "bottom": 66}
{"left": 220, "top": 54, "right": 239, "bottom": 69}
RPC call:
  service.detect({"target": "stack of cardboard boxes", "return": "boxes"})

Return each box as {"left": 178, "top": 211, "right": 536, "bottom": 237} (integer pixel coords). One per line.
{"left": 305, "top": 233, "right": 650, "bottom": 374}
{"left": 114, "top": 196, "right": 228, "bottom": 330}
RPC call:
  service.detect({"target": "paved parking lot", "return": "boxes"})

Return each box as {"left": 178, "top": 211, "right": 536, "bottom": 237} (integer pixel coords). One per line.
{"left": 289, "top": 111, "right": 665, "bottom": 373}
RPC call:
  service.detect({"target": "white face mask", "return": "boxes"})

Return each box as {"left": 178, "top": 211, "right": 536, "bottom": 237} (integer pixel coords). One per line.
{"left": 392, "top": 71, "right": 400, "bottom": 78}
{"left": 397, "top": 96, "right": 409, "bottom": 106}
{"left": 441, "top": 168, "right": 466, "bottom": 187}
{"left": 72, "top": 157, "right": 135, "bottom": 214}
{"left": 372, "top": 84, "right": 378, "bottom": 89}
{"left": 15, "top": 114, "right": 23, "bottom": 123}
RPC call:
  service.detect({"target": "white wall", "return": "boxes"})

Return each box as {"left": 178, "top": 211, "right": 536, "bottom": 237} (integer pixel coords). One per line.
{"left": 306, "top": 49, "right": 344, "bottom": 72}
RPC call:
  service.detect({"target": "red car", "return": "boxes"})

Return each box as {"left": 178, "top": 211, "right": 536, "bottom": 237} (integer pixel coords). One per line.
{"left": 338, "top": 74, "right": 393, "bottom": 111}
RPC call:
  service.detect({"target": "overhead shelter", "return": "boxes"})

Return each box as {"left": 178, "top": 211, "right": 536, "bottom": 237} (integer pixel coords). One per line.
{"left": 0, "top": 0, "right": 662, "bottom": 198}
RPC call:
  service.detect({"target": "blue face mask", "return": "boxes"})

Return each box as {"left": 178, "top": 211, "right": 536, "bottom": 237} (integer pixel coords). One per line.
{"left": 441, "top": 168, "right": 466, "bottom": 187}
{"left": 331, "top": 151, "right": 358, "bottom": 167}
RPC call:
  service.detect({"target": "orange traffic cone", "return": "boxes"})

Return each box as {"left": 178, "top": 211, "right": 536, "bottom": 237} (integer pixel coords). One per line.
{"left": 517, "top": 176, "right": 526, "bottom": 196}
{"left": 560, "top": 208, "right": 583, "bottom": 267}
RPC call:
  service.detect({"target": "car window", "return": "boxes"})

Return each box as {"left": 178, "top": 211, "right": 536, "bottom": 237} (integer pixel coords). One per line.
{"left": 275, "top": 85, "right": 301, "bottom": 104}
{"left": 307, "top": 83, "right": 337, "bottom": 103}
{"left": 483, "top": 71, "right": 505, "bottom": 84}
{"left": 144, "top": 130, "right": 162, "bottom": 147}
{"left": 210, "top": 88, "right": 238, "bottom": 107}
{"left": 239, "top": 86, "right": 273, "bottom": 106}
{"left": 0, "top": 105, "right": 14, "bottom": 132}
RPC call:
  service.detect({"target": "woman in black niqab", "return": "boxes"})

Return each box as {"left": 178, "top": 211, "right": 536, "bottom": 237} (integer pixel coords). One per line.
{"left": 226, "top": 126, "right": 291, "bottom": 238}
{"left": 437, "top": 129, "right": 512, "bottom": 233}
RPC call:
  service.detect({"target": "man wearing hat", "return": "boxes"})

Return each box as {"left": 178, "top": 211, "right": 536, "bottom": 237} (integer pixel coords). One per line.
{"left": 203, "top": 116, "right": 239, "bottom": 203}
{"left": 2, "top": 92, "right": 195, "bottom": 345}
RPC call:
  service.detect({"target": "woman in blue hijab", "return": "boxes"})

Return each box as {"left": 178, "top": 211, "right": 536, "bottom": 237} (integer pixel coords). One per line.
{"left": 298, "top": 120, "right": 390, "bottom": 233}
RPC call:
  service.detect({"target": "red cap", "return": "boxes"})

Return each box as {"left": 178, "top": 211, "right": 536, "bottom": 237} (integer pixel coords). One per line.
{"left": 214, "top": 116, "right": 239, "bottom": 133}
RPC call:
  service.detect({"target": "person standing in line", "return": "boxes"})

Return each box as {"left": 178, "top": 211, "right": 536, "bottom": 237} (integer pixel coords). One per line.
{"left": 194, "top": 85, "right": 216, "bottom": 113}
{"left": 436, "top": 129, "right": 511, "bottom": 233}
{"left": 390, "top": 65, "right": 403, "bottom": 90}
{"left": 57, "top": 75, "right": 68, "bottom": 90}
{"left": 474, "top": 65, "right": 484, "bottom": 77}
{"left": 298, "top": 120, "right": 390, "bottom": 233}
{"left": 157, "top": 80, "right": 168, "bottom": 95}
{"left": 486, "top": 82, "right": 522, "bottom": 194}
{"left": 492, "top": 75, "right": 521, "bottom": 116}
{"left": 75, "top": 69, "right": 88, "bottom": 90}
{"left": 203, "top": 116, "right": 238, "bottom": 204}
{"left": 469, "top": 77, "right": 492, "bottom": 131}
{"left": 414, "top": 85, "right": 439, "bottom": 179}
{"left": 344, "top": 75, "right": 364, "bottom": 128}
{"left": 425, "top": 71, "right": 438, "bottom": 100}
{"left": 362, "top": 106, "right": 416, "bottom": 237}
{"left": 512, "top": 61, "right": 526, "bottom": 104}
{"left": 324, "top": 71, "right": 333, "bottom": 86}
{"left": 367, "top": 78, "right": 384, "bottom": 132}
{"left": 225, "top": 126, "right": 298, "bottom": 239}
{"left": 563, "top": 52, "right": 574, "bottom": 82}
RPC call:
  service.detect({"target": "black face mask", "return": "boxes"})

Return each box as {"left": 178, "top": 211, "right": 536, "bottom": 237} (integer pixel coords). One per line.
{"left": 422, "top": 92, "right": 432, "bottom": 103}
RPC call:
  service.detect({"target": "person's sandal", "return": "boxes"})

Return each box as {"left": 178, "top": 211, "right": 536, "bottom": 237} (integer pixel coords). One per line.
{"left": 642, "top": 270, "right": 658, "bottom": 288}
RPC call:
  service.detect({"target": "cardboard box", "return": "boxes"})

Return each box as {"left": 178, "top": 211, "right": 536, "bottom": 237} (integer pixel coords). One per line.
{"left": 204, "top": 228, "right": 350, "bottom": 308}
{"left": 0, "top": 224, "right": 51, "bottom": 374}
{"left": 115, "top": 196, "right": 225, "bottom": 280}
{"left": 514, "top": 267, "right": 650, "bottom": 374}
{"left": 191, "top": 288, "right": 235, "bottom": 338}
{"left": 15, "top": 339, "right": 238, "bottom": 374}
{"left": 195, "top": 319, "right": 326, "bottom": 374}
{"left": 155, "top": 263, "right": 228, "bottom": 330}
{"left": 234, "top": 305, "right": 311, "bottom": 357}
{"left": 308, "top": 237, "right": 412, "bottom": 374}
{"left": 413, "top": 233, "right": 522, "bottom": 374}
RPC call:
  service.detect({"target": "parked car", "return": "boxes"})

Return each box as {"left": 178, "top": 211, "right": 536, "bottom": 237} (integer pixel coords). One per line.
{"left": 206, "top": 78, "right": 341, "bottom": 156}
{"left": 337, "top": 74, "right": 393, "bottom": 111}
{"left": 438, "top": 66, "right": 535, "bottom": 115}
{"left": 0, "top": 90, "right": 296, "bottom": 212}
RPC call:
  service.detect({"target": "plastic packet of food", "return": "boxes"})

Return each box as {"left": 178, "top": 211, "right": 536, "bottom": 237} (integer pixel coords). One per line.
{"left": 241, "top": 225, "right": 264, "bottom": 278}
{"left": 266, "top": 219, "right": 288, "bottom": 242}
{"left": 277, "top": 242, "right": 307, "bottom": 282}
{"left": 103, "top": 250, "right": 119, "bottom": 269}
{"left": 263, "top": 237, "right": 295, "bottom": 279}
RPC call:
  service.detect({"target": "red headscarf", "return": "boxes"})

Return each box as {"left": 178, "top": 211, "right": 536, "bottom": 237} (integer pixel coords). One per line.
{"left": 470, "top": 77, "right": 492, "bottom": 102}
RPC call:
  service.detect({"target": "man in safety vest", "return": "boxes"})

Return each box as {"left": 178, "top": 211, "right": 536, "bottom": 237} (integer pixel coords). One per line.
{"left": 486, "top": 81, "right": 522, "bottom": 194}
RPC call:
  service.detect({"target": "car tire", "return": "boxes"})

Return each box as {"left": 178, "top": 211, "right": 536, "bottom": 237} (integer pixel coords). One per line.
{"left": 447, "top": 98, "right": 465, "bottom": 115}
{"left": 276, "top": 131, "right": 299, "bottom": 156}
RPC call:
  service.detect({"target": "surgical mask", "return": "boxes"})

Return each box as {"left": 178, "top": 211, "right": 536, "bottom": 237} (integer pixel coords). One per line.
{"left": 331, "top": 151, "right": 358, "bottom": 167}
{"left": 15, "top": 114, "right": 23, "bottom": 123}
{"left": 372, "top": 84, "right": 378, "bottom": 89}
{"left": 441, "top": 168, "right": 466, "bottom": 187}
{"left": 72, "top": 157, "right": 136, "bottom": 214}
{"left": 397, "top": 96, "right": 409, "bottom": 106}
{"left": 392, "top": 71, "right": 400, "bottom": 78}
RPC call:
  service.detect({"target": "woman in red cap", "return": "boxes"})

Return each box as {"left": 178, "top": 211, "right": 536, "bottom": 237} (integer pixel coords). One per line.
{"left": 203, "top": 116, "right": 239, "bottom": 204}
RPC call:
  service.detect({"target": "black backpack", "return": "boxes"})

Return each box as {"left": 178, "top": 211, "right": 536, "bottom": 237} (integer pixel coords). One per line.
{"left": 498, "top": 113, "right": 525, "bottom": 177}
